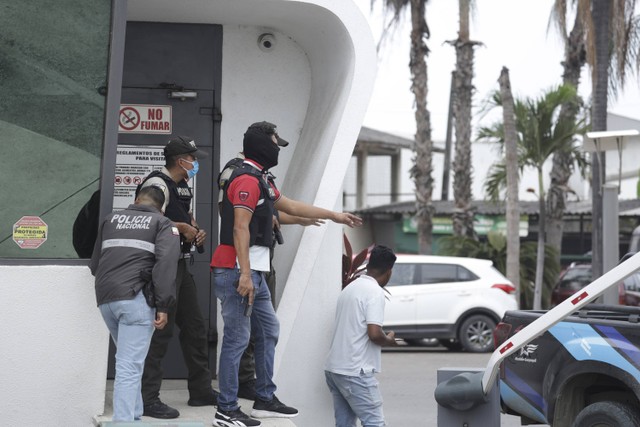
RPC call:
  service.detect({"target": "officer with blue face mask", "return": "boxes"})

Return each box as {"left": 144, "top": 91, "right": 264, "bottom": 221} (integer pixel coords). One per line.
{"left": 136, "top": 136, "right": 220, "bottom": 419}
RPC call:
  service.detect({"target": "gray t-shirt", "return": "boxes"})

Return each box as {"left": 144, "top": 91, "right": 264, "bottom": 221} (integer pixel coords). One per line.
{"left": 325, "top": 274, "right": 386, "bottom": 376}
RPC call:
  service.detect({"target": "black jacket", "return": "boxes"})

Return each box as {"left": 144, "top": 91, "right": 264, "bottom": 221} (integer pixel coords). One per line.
{"left": 89, "top": 204, "right": 180, "bottom": 312}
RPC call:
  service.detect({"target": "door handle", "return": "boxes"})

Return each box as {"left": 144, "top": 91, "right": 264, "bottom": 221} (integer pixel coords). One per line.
{"left": 399, "top": 297, "right": 414, "bottom": 302}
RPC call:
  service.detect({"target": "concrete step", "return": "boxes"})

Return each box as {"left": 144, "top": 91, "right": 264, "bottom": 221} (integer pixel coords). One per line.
{"left": 93, "top": 380, "right": 296, "bottom": 427}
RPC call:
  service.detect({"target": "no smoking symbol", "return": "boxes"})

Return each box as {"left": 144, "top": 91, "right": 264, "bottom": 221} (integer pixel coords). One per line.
{"left": 119, "top": 107, "right": 140, "bottom": 131}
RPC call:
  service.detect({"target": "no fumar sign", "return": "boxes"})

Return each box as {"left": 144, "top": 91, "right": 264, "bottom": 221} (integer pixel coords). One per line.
{"left": 119, "top": 104, "right": 172, "bottom": 134}
{"left": 13, "top": 216, "right": 48, "bottom": 249}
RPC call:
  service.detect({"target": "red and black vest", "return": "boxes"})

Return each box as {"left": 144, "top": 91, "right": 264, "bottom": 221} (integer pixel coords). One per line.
{"left": 219, "top": 163, "right": 276, "bottom": 248}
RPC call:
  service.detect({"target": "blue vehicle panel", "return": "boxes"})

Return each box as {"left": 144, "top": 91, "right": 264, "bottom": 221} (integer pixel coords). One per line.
{"left": 497, "top": 308, "right": 640, "bottom": 425}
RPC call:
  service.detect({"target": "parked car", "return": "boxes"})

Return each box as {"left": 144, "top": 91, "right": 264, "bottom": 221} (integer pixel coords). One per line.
{"left": 383, "top": 255, "right": 517, "bottom": 352}
{"left": 550, "top": 261, "right": 640, "bottom": 307}
{"left": 550, "top": 263, "right": 593, "bottom": 306}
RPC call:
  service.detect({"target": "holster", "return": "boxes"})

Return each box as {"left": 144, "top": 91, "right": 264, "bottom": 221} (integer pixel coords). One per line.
{"left": 139, "top": 268, "right": 156, "bottom": 308}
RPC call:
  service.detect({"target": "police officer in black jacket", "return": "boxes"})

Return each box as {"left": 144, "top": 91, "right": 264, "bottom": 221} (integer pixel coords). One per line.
{"left": 137, "top": 136, "right": 219, "bottom": 419}
{"left": 90, "top": 186, "right": 180, "bottom": 422}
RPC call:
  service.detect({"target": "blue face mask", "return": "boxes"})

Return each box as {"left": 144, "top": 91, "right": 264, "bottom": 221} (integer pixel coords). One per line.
{"left": 181, "top": 159, "right": 199, "bottom": 180}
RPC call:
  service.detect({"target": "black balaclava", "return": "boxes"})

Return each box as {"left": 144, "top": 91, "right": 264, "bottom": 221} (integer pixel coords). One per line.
{"left": 243, "top": 129, "right": 280, "bottom": 170}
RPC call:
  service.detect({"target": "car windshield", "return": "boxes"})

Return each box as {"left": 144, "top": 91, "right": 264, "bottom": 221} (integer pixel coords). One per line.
{"left": 558, "top": 266, "right": 592, "bottom": 290}
{"left": 623, "top": 272, "right": 640, "bottom": 292}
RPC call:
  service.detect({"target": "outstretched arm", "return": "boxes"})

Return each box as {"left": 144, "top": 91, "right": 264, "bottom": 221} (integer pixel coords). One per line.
{"left": 275, "top": 196, "right": 362, "bottom": 228}
{"left": 278, "top": 210, "right": 325, "bottom": 227}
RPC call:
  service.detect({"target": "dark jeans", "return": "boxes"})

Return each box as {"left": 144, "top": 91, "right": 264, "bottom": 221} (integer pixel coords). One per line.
{"left": 142, "top": 258, "right": 212, "bottom": 404}
{"left": 238, "top": 266, "right": 276, "bottom": 383}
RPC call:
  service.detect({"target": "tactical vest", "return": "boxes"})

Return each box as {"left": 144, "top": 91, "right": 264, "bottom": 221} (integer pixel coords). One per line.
{"left": 137, "top": 170, "right": 193, "bottom": 252}
{"left": 218, "top": 156, "right": 245, "bottom": 192}
{"left": 219, "top": 163, "right": 275, "bottom": 248}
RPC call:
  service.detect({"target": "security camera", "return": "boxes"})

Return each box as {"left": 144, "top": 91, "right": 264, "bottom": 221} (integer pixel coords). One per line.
{"left": 258, "top": 33, "right": 276, "bottom": 52}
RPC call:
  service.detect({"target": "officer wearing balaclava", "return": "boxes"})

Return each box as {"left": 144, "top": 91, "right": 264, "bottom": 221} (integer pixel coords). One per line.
{"left": 211, "top": 121, "right": 362, "bottom": 425}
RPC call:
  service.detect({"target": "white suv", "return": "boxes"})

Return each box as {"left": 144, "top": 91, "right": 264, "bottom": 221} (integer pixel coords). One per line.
{"left": 384, "top": 255, "right": 517, "bottom": 352}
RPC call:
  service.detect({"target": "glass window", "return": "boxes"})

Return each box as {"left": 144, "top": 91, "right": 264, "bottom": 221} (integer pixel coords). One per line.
{"left": 421, "top": 263, "right": 458, "bottom": 283}
{"left": 0, "top": 0, "right": 111, "bottom": 258}
{"left": 457, "top": 266, "right": 478, "bottom": 281}
{"left": 623, "top": 273, "right": 640, "bottom": 292}
{"left": 558, "top": 266, "right": 592, "bottom": 290}
{"left": 388, "top": 263, "right": 419, "bottom": 287}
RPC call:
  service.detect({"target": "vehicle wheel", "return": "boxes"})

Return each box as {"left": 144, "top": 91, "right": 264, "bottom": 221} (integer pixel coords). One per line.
{"left": 458, "top": 314, "right": 496, "bottom": 353}
{"left": 404, "top": 338, "right": 439, "bottom": 347}
{"left": 438, "top": 338, "right": 463, "bottom": 351}
{"left": 572, "top": 401, "right": 640, "bottom": 427}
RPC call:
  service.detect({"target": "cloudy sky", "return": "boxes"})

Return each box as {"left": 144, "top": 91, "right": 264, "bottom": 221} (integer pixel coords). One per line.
{"left": 353, "top": 0, "right": 640, "bottom": 142}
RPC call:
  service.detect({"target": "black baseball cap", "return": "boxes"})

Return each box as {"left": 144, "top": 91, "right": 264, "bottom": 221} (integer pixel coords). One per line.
{"left": 246, "top": 121, "right": 290, "bottom": 147}
{"left": 163, "top": 136, "right": 208, "bottom": 158}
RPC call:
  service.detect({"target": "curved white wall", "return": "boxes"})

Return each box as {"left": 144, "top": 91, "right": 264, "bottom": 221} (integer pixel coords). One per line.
{"left": 218, "top": 25, "right": 311, "bottom": 182}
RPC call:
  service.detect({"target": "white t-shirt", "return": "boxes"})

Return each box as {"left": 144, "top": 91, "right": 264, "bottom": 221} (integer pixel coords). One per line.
{"left": 324, "top": 275, "right": 386, "bottom": 376}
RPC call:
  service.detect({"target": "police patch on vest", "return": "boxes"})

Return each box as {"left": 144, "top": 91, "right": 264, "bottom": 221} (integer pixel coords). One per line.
{"left": 177, "top": 187, "right": 192, "bottom": 197}
{"left": 171, "top": 226, "right": 179, "bottom": 236}
{"left": 239, "top": 191, "right": 249, "bottom": 201}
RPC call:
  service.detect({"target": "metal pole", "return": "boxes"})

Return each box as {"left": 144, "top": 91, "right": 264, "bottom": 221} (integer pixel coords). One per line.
{"left": 592, "top": 148, "right": 605, "bottom": 280}
{"left": 602, "top": 184, "right": 619, "bottom": 304}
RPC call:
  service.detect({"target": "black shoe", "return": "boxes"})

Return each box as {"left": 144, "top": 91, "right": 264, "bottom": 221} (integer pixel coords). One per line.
{"left": 251, "top": 395, "right": 298, "bottom": 418}
{"left": 188, "top": 388, "right": 220, "bottom": 406}
{"left": 213, "top": 408, "right": 261, "bottom": 426}
{"left": 238, "top": 379, "right": 256, "bottom": 400}
{"left": 143, "top": 400, "right": 180, "bottom": 419}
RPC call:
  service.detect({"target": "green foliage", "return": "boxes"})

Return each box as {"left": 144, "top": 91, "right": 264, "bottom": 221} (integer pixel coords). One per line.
{"left": 437, "top": 231, "right": 560, "bottom": 309}
{"left": 477, "top": 85, "right": 589, "bottom": 201}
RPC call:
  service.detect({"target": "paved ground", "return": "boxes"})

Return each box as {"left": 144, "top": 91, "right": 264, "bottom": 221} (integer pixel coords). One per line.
{"left": 380, "top": 343, "right": 549, "bottom": 426}
{"left": 95, "top": 343, "right": 549, "bottom": 426}
{"left": 94, "top": 380, "right": 296, "bottom": 427}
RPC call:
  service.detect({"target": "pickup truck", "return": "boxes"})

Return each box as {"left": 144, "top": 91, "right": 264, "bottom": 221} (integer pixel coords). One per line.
{"left": 494, "top": 304, "right": 640, "bottom": 426}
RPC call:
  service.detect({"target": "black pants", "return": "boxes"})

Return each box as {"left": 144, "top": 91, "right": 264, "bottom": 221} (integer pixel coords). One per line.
{"left": 142, "top": 258, "right": 212, "bottom": 404}
{"left": 238, "top": 265, "right": 276, "bottom": 383}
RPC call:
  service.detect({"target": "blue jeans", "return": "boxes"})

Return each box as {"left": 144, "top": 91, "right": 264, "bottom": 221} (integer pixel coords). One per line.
{"left": 100, "top": 291, "right": 155, "bottom": 421}
{"left": 325, "top": 370, "right": 386, "bottom": 427}
{"left": 214, "top": 267, "right": 279, "bottom": 411}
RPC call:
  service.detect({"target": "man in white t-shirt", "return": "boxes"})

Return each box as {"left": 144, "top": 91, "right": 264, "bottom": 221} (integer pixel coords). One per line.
{"left": 325, "top": 245, "right": 398, "bottom": 427}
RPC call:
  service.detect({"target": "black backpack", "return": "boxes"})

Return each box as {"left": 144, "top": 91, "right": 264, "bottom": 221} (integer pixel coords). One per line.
{"left": 72, "top": 190, "right": 101, "bottom": 258}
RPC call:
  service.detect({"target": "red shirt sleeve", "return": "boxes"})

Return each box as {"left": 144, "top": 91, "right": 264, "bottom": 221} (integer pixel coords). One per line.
{"left": 227, "top": 174, "right": 261, "bottom": 212}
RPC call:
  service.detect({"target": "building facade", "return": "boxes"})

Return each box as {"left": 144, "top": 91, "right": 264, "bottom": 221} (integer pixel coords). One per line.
{"left": 0, "top": 1, "right": 376, "bottom": 425}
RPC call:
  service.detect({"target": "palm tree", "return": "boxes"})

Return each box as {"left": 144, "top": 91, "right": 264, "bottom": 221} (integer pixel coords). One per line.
{"left": 546, "top": 1, "right": 587, "bottom": 264}
{"left": 449, "top": 0, "right": 480, "bottom": 238}
{"left": 590, "top": 0, "right": 611, "bottom": 279}
{"left": 478, "top": 85, "right": 588, "bottom": 309}
{"left": 375, "top": 0, "right": 434, "bottom": 254}
{"left": 498, "top": 67, "right": 521, "bottom": 306}
{"left": 547, "top": 0, "right": 640, "bottom": 277}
